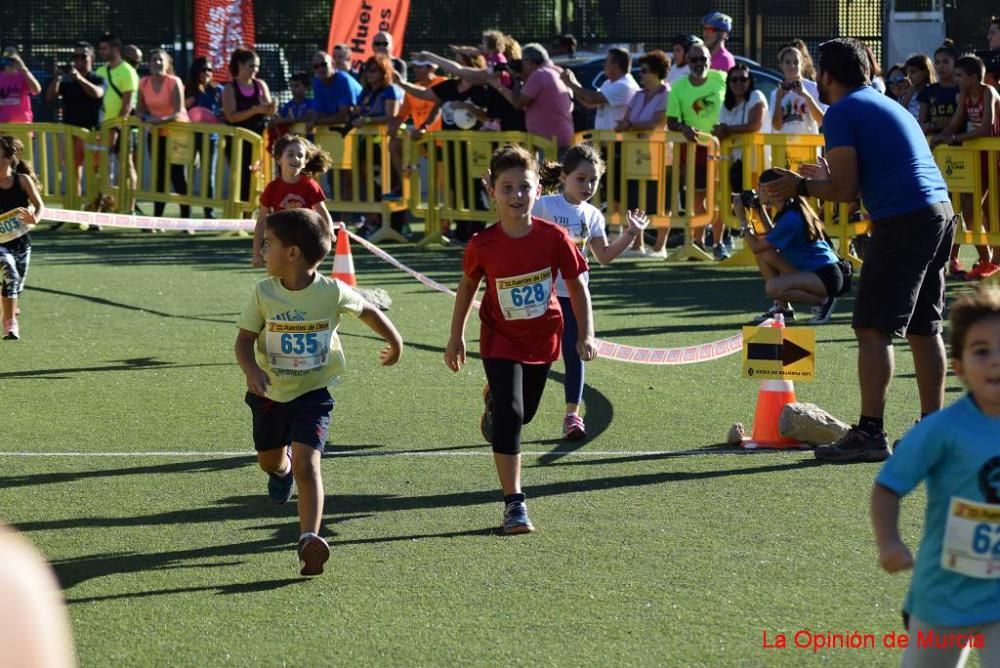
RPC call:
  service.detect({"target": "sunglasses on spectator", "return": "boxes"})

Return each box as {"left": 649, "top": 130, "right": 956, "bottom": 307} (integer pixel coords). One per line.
{"left": 689, "top": 57, "right": 708, "bottom": 63}
{"left": 72, "top": 53, "right": 88, "bottom": 60}
{"left": 729, "top": 76, "right": 749, "bottom": 82}
{"left": 373, "top": 41, "right": 389, "bottom": 47}
{"left": 313, "top": 63, "right": 329, "bottom": 69}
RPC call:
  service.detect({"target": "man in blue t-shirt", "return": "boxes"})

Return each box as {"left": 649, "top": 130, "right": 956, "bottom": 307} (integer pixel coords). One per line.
{"left": 765, "top": 38, "right": 955, "bottom": 464}
{"left": 310, "top": 50, "right": 362, "bottom": 126}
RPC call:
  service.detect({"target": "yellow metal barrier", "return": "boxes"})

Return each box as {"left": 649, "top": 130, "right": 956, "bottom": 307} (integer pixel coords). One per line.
{"left": 576, "top": 129, "right": 719, "bottom": 261}
{"left": 0, "top": 122, "right": 101, "bottom": 211}
{"left": 310, "top": 124, "right": 409, "bottom": 243}
{"left": 933, "top": 137, "right": 1000, "bottom": 252}
{"left": 408, "top": 130, "right": 559, "bottom": 247}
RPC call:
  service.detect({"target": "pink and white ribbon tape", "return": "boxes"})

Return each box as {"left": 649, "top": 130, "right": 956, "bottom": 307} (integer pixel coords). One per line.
{"left": 43, "top": 208, "right": 746, "bottom": 364}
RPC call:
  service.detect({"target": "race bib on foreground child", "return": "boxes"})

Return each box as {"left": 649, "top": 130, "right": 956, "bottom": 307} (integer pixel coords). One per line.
{"left": 496, "top": 268, "right": 553, "bottom": 321}
{"left": 942, "top": 497, "right": 1000, "bottom": 579}
{"left": 265, "top": 319, "right": 333, "bottom": 371}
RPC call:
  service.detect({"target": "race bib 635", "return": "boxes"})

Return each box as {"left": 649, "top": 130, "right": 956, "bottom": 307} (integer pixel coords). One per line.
{"left": 265, "top": 319, "right": 333, "bottom": 371}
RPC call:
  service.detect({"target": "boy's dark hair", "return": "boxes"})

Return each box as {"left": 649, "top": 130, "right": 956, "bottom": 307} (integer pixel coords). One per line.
{"left": 265, "top": 209, "right": 332, "bottom": 267}
{"left": 538, "top": 143, "right": 605, "bottom": 191}
{"left": 949, "top": 285, "right": 1000, "bottom": 359}
{"left": 488, "top": 143, "right": 538, "bottom": 186}
{"left": 817, "top": 38, "right": 869, "bottom": 89}
{"left": 98, "top": 33, "right": 122, "bottom": 52}
{"left": 955, "top": 55, "right": 985, "bottom": 80}
{"left": 290, "top": 71, "right": 311, "bottom": 87}
{"left": 76, "top": 41, "right": 95, "bottom": 56}
{"left": 607, "top": 48, "right": 631, "bottom": 73}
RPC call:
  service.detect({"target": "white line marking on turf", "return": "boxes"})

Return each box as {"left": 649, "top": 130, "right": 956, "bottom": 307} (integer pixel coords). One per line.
{"left": 0, "top": 448, "right": 787, "bottom": 458}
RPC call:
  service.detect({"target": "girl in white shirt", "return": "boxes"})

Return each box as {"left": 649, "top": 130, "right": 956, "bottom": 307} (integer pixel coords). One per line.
{"left": 533, "top": 145, "right": 648, "bottom": 440}
{"left": 769, "top": 45, "right": 825, "bottom": 135}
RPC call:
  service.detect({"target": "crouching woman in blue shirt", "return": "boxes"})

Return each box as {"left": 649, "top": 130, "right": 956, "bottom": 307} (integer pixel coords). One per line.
{"left": 736, "top": 168, "right": 850, "bottom": 325}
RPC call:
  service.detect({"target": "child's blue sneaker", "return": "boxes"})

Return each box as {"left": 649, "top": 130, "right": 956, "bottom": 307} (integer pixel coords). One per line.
{"left": 297, "top": 534, "right": 330, "bottom": 576}
{"left": 501, "top": 501, "right": 535, "bottom": 535}
{"left": 267, "top": 469, "right": 294, "bottom": 504}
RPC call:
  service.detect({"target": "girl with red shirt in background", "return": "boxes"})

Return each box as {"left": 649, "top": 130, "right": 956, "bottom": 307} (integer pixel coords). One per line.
{"left": 445, "top": 144, "right": 597, "bottom": 535}
{"left": 252, "top": 135, "right": 334, "bottom": 267}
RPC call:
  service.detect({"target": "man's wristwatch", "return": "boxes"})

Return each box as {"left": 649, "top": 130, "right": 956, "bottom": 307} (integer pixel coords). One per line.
{"left": 796, "top": 178, "right": 810, "bottom": 197}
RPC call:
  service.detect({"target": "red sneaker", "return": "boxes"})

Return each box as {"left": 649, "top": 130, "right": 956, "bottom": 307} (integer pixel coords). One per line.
{"left": 978, "top": 262, "right": 1000, "bottom": 279}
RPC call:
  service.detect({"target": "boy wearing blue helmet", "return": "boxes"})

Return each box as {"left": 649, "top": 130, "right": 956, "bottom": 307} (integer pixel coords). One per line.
{"left": 702, "top": 11, "right": 736, "bottom": 72}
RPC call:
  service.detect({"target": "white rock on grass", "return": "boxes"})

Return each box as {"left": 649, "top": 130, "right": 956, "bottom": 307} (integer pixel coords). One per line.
{"left": 779, "top": 403, "right": 851, "bottom": 446}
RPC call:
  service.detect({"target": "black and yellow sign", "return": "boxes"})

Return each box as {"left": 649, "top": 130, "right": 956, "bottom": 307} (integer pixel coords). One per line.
{"left": 935, "top": 147, "right": 975, "bottom": 193}
{"left": 741, "top": 326, "right": 815, "bottom": 381}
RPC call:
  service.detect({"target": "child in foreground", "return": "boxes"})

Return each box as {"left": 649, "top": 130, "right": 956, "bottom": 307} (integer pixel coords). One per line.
{"left": 445, "top": 144, "right": 598, "bottom": 535}
{"left": 235, "top": 208, "right": 403, "bottom": 575}
{"left": 871, "top": 284, "right": 1000, "bottom": 667}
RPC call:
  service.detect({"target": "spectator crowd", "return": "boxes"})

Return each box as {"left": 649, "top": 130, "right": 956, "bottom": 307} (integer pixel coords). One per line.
{"left": 1, "top": 14, "right": 999, "bottom": 275}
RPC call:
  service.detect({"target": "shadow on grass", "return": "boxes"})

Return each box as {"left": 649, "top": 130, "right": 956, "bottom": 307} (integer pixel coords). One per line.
{"left": 0, "top": 357, "right": 233, "bottom": 380}
{"left": 28, "top": 285, "right": 239, "bottom": 325}
{"left": 66, "top": 578, "right": 307, "bottom": 604}
{"left": 32, "top": 455, "right": 816, "bottom": 591}
{"left": 0, "top": 446, "right": 379, "bottom": 489}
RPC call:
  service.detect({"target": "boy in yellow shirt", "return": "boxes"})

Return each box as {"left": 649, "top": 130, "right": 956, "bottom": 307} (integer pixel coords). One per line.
{"left": 235, "top": 209, "right": 403, "bottom": 576}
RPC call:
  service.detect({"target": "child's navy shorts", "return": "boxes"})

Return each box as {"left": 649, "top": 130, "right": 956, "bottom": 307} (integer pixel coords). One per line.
{"left": 244, "top": 387, "right": 334, "bottom": 452}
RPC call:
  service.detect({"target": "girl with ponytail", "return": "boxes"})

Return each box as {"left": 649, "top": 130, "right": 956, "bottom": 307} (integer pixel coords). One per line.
{"left": 533, "top": 143, "right": 648, "bottom": 439}
{"left": 0, "top": 135, "right": 44, "bottom": 340}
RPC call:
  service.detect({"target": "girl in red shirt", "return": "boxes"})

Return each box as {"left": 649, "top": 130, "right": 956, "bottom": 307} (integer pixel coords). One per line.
{"left": 445, "top": 144, "right": 597, "bottom": 535}
{"left": 252, "top": 135, "right": 334, "bottom": 267}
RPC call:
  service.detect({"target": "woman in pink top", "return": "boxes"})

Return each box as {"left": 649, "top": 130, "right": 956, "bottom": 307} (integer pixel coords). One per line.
{"left": 0, "top": 48, "right": 41, "bottom": 123}
{"left": 137, "top": 49, "right": 190, "bottom": 218}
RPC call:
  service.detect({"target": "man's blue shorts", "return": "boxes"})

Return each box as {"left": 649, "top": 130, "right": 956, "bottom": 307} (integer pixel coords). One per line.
{"left": 244, "top": 388, "right": 334, "bottom": 452}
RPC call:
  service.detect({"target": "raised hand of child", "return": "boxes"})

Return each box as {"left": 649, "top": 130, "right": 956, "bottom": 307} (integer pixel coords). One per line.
{"left": 245, "top": 366, "right": 271, "bottom": 396}
{"left": 878, "top": 539, "right": 914, "bottom": 573}
{"left": 626, "top": 208, "right": 649, "bottom": 235}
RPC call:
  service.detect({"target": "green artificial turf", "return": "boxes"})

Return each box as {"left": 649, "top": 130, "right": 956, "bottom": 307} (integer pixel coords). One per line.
{"left": 0, "top": 227, "right": 980, "bottom": 666}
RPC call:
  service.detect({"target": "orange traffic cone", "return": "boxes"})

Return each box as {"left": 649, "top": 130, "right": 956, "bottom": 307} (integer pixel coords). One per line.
{"left": 741, "top": 313, "right": 804, "bottom": 450}
{"left": 741, "top": 379, "right": 803, "bottom": 449}
{"left": 331, "top": 223, "right": 357, "bottom": 287}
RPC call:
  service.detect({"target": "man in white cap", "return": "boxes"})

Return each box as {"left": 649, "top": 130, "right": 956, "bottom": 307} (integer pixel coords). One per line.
{"left": 701, "top": 11, "right": 736, "bottom": 72}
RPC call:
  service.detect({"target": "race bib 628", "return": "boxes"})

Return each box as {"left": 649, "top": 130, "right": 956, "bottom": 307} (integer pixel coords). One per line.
{"left": 496, "top": 268, "right": 553, "bottom": 321}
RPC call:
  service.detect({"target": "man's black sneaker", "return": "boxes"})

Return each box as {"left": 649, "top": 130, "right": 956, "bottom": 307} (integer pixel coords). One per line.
{"left": 815, "top": 426, "right": 890, "bottom": 463}
{"left": 750, "top": 304, "right": 795, "bottom": 325}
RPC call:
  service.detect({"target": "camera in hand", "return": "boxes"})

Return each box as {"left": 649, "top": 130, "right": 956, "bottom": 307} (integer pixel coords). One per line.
{"left": 739, "top": 189, "right": 761, "bottom": 209}
{"left": 780, "top": 80, "right": 802, "bottom": 91}
{"left": 58, "top": 64, "right": 72, "bottom": 74}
